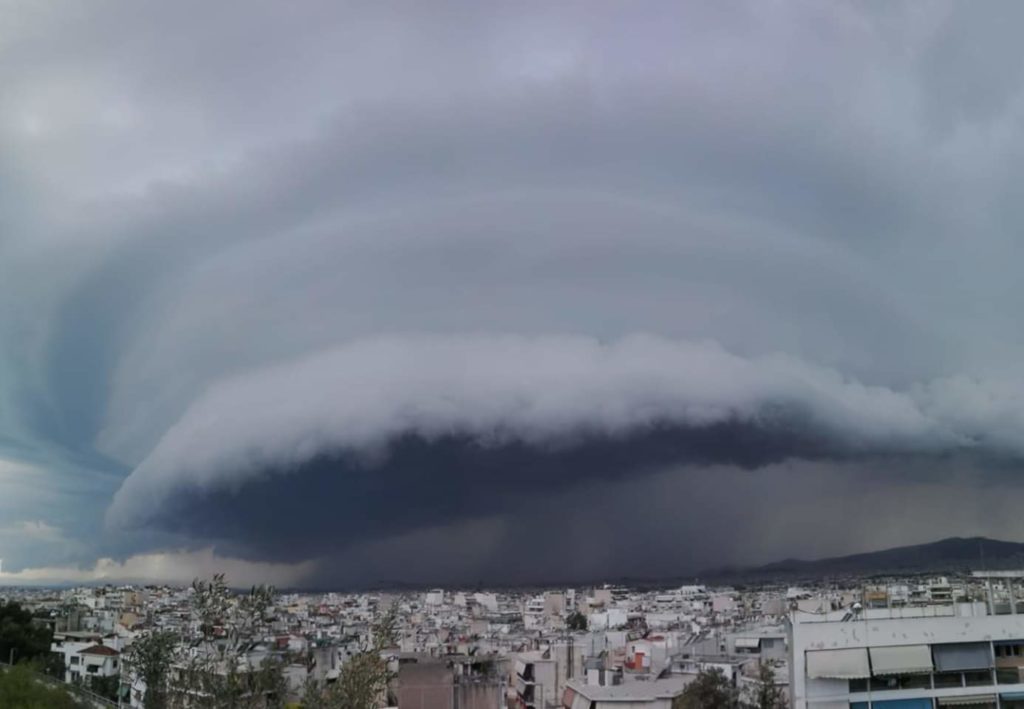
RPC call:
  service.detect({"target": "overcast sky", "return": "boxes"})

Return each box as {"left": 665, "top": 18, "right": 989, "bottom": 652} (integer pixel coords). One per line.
{"left": 5, "top": 0, "right": 1024, "bottom": 587}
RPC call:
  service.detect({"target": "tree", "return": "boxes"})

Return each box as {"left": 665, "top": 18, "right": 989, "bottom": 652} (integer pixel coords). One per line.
{"left": 303, "top": 603, "right": 400, "bottom": 709}
{"left": 752, "top": 662, "right": 786, "bottom": 709}
{"left": 328, "top": 652, "right": 390, "bottom": 709}
{"left": 89, "top": 675, "right": 121, "bottom": 703}
{"left": 677, "top": 667, "right": 738, "bottom": 709}
{"left": 126, "top": 630, "right": 178, "bottom": 709}
{"left": 181, "top": 575, "right": 285, "bottom": 709}
{"left": 566, "top": 611, "right": 588, "bottom": 631}
{"left": 0, "top": 602, "right": 53, "bottom": 666}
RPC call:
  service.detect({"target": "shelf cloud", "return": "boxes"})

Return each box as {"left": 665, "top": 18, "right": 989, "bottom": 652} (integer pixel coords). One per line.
{"left": 5, "top": 1, "right": 1024, "bottom": 583}
{"left": 104, "top": 334, "right": 1024, "bottom": 565}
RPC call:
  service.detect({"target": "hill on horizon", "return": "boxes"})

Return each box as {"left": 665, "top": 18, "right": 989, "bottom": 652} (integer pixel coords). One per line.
{"left": 739, "top": 536, "right": 1024, "bottom": 579}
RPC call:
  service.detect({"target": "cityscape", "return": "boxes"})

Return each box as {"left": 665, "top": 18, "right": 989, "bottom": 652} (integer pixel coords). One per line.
{"left": 6, "top": 562, "right": 1024, "bottom": 708}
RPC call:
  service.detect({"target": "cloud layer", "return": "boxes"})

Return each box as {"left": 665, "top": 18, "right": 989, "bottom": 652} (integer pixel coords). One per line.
{"left": 0, "top": 548, "right": 314, "bottom": 589}
{"left": 102, "top": 333, "right": 1024, "bottom": 570}
{"left": 5, "top": 1, "right": 1024, "bottom": 583}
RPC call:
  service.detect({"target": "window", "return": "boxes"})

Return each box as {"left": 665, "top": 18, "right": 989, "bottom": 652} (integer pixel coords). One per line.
{"left": 849, "top": 678, "right": 869, "bottom": 693}
{"left": 871, "top": 675, "right": 900, "bottom": 691}
{"left": 898, "top": 674, "right": 932, "bottom": 690}
{"left": 997, "top": 644, "right": 1024, "bottom": 658}
{"left": 870, "top": 674, "right": 931, "bottom": 691}
{"left": 70, "top": 656, "right": 79, "bottom": 665}
{"left": 997, "top": 667, "right": 1021, "bottom": 684}
{"left": 934, "top": 672, "right": 963, "bottom": 688}
{"left": 964, "top": 670, "right": 994, "bottom": 686}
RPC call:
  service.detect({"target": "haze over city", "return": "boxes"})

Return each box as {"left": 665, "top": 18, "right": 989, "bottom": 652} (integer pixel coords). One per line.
{"left": 5, "top": 0, "right": 1024, "bottom": 590}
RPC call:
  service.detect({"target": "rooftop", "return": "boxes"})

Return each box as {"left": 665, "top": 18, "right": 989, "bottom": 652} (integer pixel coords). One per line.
{"left": 80, "top": 645, "right": 119, "bottom": 657}
{"left": 567, "top": 676, "right": 691, "bottom": 702}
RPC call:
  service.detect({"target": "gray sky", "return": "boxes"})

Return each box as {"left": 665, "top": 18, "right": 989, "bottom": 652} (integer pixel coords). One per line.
{"left": 4, "top": 0, "right": 1024, "bottom": 587}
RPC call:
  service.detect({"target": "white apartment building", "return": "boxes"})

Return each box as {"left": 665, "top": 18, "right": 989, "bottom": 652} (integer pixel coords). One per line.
{"left": 51, "top": 632, "right": 121, "bottom": 685}
{"left": 788, "top": 602, "right": 1024, "bottom": 708}
{"left": 77, "top": 644, "right": 120, "bottom": 682}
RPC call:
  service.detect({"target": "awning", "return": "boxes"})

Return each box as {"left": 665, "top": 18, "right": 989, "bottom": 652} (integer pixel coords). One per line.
{"left": 933, "top": 642, "right": 993, "bottom": 672}
{"left": 807, "top": 702, "right": 849, "bottom": 709}
{"left": 805, "top": 648, "right": 871, "bottom": 679}
{"left": 937, "top": 695, "right": 996, "bottom": 707}
{"left": 869, "top": 644, "right": 934, "bottom": 675}
{"left": 735, "top": 637, "right": 761, "bottom": 649}
{"left": 872, "top": 700, "right": 935, "bottom": 708}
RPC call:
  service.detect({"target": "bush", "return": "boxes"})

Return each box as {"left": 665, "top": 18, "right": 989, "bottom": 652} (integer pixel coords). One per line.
{"left": 0, "top": 663, "right": 84, "bottom": 709}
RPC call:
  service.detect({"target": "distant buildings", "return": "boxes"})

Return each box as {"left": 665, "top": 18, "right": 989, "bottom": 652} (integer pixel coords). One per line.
{"left": 24, "top": 567, "right": 1024, "bottom": 708}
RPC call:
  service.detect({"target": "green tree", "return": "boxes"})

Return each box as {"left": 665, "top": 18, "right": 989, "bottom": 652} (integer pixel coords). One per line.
{"left": 181, "top": 575, "right": 285, "bottom": 709}
{"left": 88, "top": 674, "right": 121, "bottom": 703}
{"left": 677, "top": 667, "right": 739, "bottom": 709}
{"left": 0, "top": 602, "right": 53, "bottom": 666}
{"left": 329, "top": 651, "right": 390, "bottom": 709}
{"left": 303, "top": 604, "right": 400, "bottom": 709}
{"left": 752, "top": 662, "right": 786, "bottom": 709}
{"left": 566, "top": 611, "right": 588, "bottom": 631}
{"left": 0, "top": 662, "right": 84, "bottom": 709}
{"left": 126, "top": 630, "right": 178, "bottom": 709}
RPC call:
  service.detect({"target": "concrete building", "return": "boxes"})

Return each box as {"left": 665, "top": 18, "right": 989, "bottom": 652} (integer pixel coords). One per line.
{"left": 545, "top": 593, "right": 567, "bottom": 618}
{"left": 397, "top": 656, "right": 504, "bottom": 709}
{"left": 78, "top": 644, "right": 120, "bottom": 683}
{"left": 562, "top": 676, "right": 690, "bottom": 709}
{"left": 788, "top": 599, "right": 1024, "bottom": 708}
{"left": 51, "top": 631, "right": 122, "bottom": 684}
{"left": 517, "top": 652, "right": 559, "bottom": 709}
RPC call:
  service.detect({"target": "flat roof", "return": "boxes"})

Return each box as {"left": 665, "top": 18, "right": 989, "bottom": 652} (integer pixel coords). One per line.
{"left": 567, "top": 676, "right": 691, "bottom": 701}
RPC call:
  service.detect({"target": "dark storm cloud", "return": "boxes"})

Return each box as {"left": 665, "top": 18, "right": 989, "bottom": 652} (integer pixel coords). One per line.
{"left": 229, "top": 457, "right": 1024, "bottom": 588}
{"left": 106, "top": 333, "right": 970, "bottom": 533}
{"left": 142, "top": 422, "right": 833, "bottom": 563}
{"left": 6, "top": 1, "right": 1024, "bottom": 583}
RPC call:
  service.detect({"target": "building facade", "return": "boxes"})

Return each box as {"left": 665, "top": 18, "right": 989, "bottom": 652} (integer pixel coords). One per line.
{"left": 788, "top": 604, "right": 1024, "bottom": 708}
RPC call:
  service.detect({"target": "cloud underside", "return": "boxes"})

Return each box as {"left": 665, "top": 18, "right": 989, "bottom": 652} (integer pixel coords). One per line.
{"left": 0, "top": 548, "right": 314, "bottom": 588}
{"left": 9, "top": 1, "right": 1024, "bottom": 582}
{"left": 103, "top": 334, "right": 1024, "bottom": 568}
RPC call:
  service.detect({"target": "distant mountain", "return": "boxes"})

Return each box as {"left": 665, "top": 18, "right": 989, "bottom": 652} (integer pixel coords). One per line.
{"left": 739, "top": 537, "right": 1024, "bottom": 579}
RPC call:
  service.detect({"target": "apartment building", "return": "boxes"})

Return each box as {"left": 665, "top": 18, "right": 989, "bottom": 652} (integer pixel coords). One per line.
{"left": 562, "top": 676, "right": 690, "bottom": 709}
{"left": 516, "top": 652, "right": 559, "bottom": 708}
{"left": 788, "top": 601, "right": 1024, "bottom": 708}
{"left": 51, "top": 631, "right": 122, "bottom": 684}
